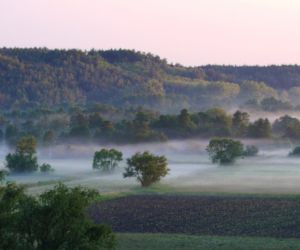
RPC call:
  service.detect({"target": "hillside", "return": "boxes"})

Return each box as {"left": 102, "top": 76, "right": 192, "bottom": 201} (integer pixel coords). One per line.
{"left": 1, "top": 48, "right": 300, "bottom": 112}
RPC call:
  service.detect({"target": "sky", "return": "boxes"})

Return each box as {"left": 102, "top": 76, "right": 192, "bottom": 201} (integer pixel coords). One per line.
{"left": 0, "top": 0, "right": 300, "bottom": 66}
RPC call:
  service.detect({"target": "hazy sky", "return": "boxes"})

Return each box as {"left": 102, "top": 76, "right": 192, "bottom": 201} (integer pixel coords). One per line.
{"left": 0, "top": 0, "right": 299, "bottom": 65}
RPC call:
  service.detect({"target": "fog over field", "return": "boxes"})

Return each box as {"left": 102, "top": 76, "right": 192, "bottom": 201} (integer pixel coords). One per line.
{"left": 2, "top": 139, "right": 300, "bottom": 195}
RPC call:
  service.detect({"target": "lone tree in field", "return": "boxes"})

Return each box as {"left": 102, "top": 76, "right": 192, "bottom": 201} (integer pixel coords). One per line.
{"left": 124, "top": 151, "right": 169, "bottom": 187}
{"left": 6, "top": 136, "right": 39, "bottom": 173}
{"left": 206, "top": 138, "right": 244, "bottom": 165}
{"left": 93, "top": 148, "right": 123, "bottom": 172}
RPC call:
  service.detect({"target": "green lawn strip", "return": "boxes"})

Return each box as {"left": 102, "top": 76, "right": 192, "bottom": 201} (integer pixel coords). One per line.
{"left": 128, "top": 183, "right": 300, "bottom": 200}
{"left": 115, "top": 233, "right": 300, "bottom": 250}
{"left": 90, "top": 183, "right": 300, "bottom": 204}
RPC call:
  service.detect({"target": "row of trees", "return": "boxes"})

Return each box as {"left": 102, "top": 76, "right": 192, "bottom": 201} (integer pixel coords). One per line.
{"left": 2, "top": 138, "right": 169, "bottom": 188}
{"left": 91, "top": 141, "right": 259, "bottom": 187}
{"left": 4, "top": 107, "right": 300, "bottom": 146}
{"left": 6, "top": 137, "right": 300, "bottom": 187}
{"left": 2, "top": 137, "right": 251, "bottom": 187}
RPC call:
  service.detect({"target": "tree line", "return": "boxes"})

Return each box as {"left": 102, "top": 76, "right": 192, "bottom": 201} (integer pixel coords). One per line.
{"left": 2, "top": 107, "right": 300, "bottom": 146}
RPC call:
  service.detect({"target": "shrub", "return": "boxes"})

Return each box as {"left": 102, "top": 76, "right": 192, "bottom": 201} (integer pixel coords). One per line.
{"left": 289, "top": 146, "right": 300, "bottom": 156}
{"left": 39, "top": 163, "right": 54, "bottom": 173}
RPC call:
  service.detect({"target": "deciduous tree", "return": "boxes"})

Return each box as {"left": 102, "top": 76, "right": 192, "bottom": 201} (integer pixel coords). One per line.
{"left": 124, "top": 151, "right": 169, "bottom": 187}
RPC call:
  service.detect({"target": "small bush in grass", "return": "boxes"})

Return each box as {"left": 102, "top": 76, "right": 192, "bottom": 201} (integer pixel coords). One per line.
{"left": 289, "top": 146, "right": 300, "bottom": 156}
{"left": 39, "top": 163, "right": 54, "bottom": 173}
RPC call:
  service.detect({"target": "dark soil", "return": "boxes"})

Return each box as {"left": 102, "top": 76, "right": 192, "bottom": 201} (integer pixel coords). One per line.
{"left": 89, "top": 195, "right": 300, "bottom": 238}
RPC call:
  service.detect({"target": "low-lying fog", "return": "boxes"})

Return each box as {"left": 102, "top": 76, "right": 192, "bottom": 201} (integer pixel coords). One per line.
{"left": 2, "top": 139, "right": 300, "bottom": 195}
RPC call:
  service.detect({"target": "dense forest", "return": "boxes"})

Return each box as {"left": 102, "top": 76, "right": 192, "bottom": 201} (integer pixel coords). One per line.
{"left": 1, "top": 48, "right": 300, "bottom": 112}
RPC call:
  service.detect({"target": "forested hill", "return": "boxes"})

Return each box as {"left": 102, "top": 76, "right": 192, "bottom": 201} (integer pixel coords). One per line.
{"left": 1, "top": 48, "right": 300, "bottom": 112}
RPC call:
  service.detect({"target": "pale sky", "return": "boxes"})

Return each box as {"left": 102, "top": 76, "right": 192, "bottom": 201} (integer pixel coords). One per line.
{"left": 0, "top": 0, "right": 300, "bottom": 65}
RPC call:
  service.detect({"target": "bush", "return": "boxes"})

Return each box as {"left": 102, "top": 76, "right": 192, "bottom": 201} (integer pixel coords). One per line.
{"left": 289, "top": 146, "right": 300, "bottom": 156}
{"left": 39, "top": 163, "right": 54, "bottom": 173}
{"left": 206, "top": 138, "right": 244, "bottom": 164}
{"left": 0, "top": 170, "right": 7, "bottom": 183}
{"left": 124, "top": 151, "right": 169, "bottom": 187}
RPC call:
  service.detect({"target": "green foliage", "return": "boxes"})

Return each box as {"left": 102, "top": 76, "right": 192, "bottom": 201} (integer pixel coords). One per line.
{"left": 260, "top": 97, "right": 293, "bottom": 111}
{"left": 206, "top": 138, "right": 244, "bottom": 164}
{"left": 0, "top": 170, "right": 7, "bottom": 183}
{"left": 6, "top": 136, "right": 39, "bottom": 173}
{"left": 93, "top": 149, "right": 123, "bottom": 172}
{"left": 178, "top": 109, "right": 196, "bottom": 133}
{"left": 248, "top": 119, "right": 272, "bottom": 138}
{"left": 89, "top": 112, "right": 104, "bottom": 129}
{"left": 273, "top": 115, "right": 300, "bottom": 139}
{"left": 0, "top": 183, "right": 26, "bottom": 250}
{"left": 43, "top": 130, "right": 55, "bottom": 146}
{"left": 239, "top": 81, "right": 278, "bottom": 102}
{"left": 6, "top": 153, "right": 39, "bottom": 173}
{"left": 153, "top": 108, "right": 232, "bottom": 138}
{"left": 5, "top": 124, "right": 18, "bottom": 145}
{"left": 16, "top": 136, "right": 37, "bottom": 155}
{"left": 39, "top": 163, "right": 55, "bottom": 173}
{"left": 243, "top": 145, "right": 259, "bottom": 157}
{"left": 0, "top": 105, "right": 299, "bottom": 145}
{"left": 0, "top": 47, "right": 300, "bottom": 143}
{"left": 69, "top": 112, "right": 91, "bottom": 139}
{"left": 0, "top": 183, "right": 115, "bottom": 250}
{"left": 232, "top": 111, "right": 250, "bottom": 137}
{"left": 1, "top": 48, "right": 300, "bottom": 112}
{"left": 124, "top": 152, "right": 169, "bottom": 187}
{"left": 289, "top": 87, "right": 300, "bottom": 105}
{"left": 204, "top": 65, "right": 300, "bottom": 90}
{"left": 204, "top": 108, "right": 232, "bottom": 136}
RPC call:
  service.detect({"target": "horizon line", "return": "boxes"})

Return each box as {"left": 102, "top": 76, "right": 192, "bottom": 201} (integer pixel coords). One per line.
{"left": 1, "top": 46, "right": 299, "bottom": 68}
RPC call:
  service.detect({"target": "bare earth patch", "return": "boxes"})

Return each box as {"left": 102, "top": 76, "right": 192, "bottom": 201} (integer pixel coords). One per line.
{"left": 89, "top": 195, "right": 300, "bottom": 238}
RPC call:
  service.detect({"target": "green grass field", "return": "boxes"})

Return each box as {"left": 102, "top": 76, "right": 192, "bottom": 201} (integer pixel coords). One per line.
{"left": 115, "top": 233, "right": 300, "bottom": 250}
